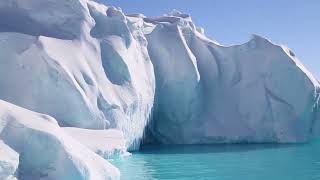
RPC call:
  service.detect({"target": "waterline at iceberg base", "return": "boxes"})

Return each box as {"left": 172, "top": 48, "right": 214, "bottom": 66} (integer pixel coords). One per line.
{"left": 0, "top": 0, "right": 319, "bottom": 179}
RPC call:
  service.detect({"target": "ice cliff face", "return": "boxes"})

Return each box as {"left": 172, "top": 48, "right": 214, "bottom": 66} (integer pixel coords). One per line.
{"left": 0, "top": 0, "right": 155, "bottom": 151}
{"left": 149, "top": 27, "right": 320, "bottom": 143}
{"left": 143, "top": 10, "right": 320, "bottom": 144}
{"left": 0, "top": 0, "right": 319, "bottom": 179}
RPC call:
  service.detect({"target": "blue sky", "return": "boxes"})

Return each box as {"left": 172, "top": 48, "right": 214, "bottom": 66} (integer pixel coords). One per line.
{"left": 98, "top": 0, "right": 320, "bottom": 78}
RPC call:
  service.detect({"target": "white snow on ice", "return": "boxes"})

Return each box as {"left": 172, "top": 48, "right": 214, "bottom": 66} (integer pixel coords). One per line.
{"left": 63, "top": 127, "right": 129, "bottom": 159}
{"left": 0, "top": 100, "right": 120, "bottom": 180}
{"left": 0, "top": 0, "right": 319, "bottom": 179}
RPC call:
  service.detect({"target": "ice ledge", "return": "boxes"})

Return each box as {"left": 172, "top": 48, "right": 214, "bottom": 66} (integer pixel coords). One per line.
{"left": 63, "top": 127, "right": 130, "bottom": 159}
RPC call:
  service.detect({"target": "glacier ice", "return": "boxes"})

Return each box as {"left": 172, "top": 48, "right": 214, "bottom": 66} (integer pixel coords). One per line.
{"left": 0, "top": 100, "right": 120, "bottom": 180}
{"left": 0, "top": 0, "right": 86, "bottom": 39}
{"left": 0, "top": 140, "right": 19, "bottom": 180}
{"left": 63, "top": 127, "right": 129, "bottom": 159}
{"left": 0, "top": 0, "right": 320, "bottom": 179}
{"left": 147, "top": 18, "right": 320, "bottom": 143}
{"left": 0, "top": 0, "right": 155, "bottom": 150}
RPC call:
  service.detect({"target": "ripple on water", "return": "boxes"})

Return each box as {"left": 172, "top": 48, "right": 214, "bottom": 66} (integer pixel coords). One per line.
{"left": 112, "top": 141, "right": 320, "bottom": 180}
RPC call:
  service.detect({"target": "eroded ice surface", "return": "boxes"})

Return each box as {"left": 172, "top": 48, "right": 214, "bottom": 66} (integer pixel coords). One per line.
{"left": 0, "top": 0, "right": 320, "bottom": 179}
{"left": 0, "top": 100, "right": 120, "bottom": 180}
{"left": 0, "top": 0, "right": 155, "bottom": 150}
{"left": 0, "top": 140, "right": 19, "bottom": 180}
{"left": 63, "top": 127, "right": 129, "bottom": 159}
{"left": 146, "top": 13, "right": 320, "bottom": 144}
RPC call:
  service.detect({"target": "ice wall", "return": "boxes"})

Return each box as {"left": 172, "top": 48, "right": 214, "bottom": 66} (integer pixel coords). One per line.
{"left": 0, "top": 0, "right": 319, "bottom": 154}
{"left": 0, "top": 0, "right": 155, "bottom": 150}
{"left": 1, "top": 1, "right": 320, "bottom": 178}
{"left": 145, "top": 11, "right": 320, "bottom": 144}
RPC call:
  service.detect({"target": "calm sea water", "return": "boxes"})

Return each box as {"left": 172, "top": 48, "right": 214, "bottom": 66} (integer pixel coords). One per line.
{"left": 111, "top": 140, "right": 320, "bottom": 180}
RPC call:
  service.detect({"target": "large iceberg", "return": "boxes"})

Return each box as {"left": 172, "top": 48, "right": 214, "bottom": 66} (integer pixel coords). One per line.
{"left": 0, "top": 0, "right": 319, "bottom": 179}
{"left": 146, "top": 12, "right": 320, "bottom": 143}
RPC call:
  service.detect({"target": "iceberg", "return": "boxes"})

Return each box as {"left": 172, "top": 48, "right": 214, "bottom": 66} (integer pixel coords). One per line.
{"left": 0, "top": 0, "right": 319, "bottom": 179}
{"left": 146, "top": 13, "right": 320, "bottom": 144}
{"left": 0, "top": 0, "right": 155, "bottom": 150}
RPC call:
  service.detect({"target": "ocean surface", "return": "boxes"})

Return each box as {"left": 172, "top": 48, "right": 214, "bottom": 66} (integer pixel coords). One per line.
{"left": 111, "top": 140, "right": 320, "bottom": 180}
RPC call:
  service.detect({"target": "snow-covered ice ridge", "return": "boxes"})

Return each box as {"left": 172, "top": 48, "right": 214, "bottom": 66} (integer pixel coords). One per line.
{"left": 0, "top": 0, "right": 319, "bottom": 179}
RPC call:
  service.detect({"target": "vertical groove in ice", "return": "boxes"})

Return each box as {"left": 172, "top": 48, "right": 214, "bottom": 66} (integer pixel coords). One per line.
{"left": 115, "top": 98, "right": 154, "bottom": 151}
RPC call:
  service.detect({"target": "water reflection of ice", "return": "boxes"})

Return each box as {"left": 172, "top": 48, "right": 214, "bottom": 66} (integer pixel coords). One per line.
{"left": 112, "top": 154, "right": 157, "bottom": 180}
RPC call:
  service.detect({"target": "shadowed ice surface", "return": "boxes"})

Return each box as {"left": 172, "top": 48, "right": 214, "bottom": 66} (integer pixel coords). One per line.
{"left": 112, "top": 140, "right": 320, "bottom": 180}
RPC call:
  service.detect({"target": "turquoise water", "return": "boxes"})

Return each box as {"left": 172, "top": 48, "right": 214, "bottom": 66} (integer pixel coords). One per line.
{"left": 112, "top": 140, "right": 320, "bottom": 180}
